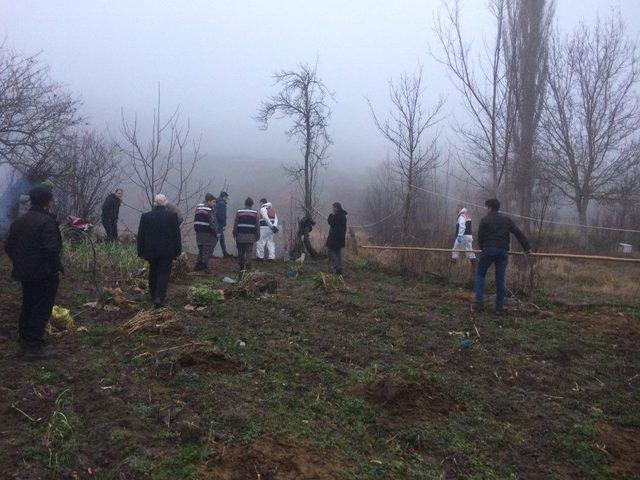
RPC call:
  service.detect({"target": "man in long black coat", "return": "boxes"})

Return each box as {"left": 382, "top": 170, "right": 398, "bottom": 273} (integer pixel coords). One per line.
{"left": 101, "top": 188, "right": 123, "bottom": 242}
{"left": 137, "top": 194, "right": 182, "bottom": 308}
{"left": 326, "top": 202, "right": 347, "bottom": 275}
{"left": 5, "top": 185, "right": 63, "bottom": 358}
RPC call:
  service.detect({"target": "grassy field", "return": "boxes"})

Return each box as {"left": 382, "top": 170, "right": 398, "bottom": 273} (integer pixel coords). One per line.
{"left": 0, "top": 244, "right": 639, "bottom": 479}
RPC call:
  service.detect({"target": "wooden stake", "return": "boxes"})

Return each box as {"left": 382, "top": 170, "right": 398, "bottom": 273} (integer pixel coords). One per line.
{"left": 361, "top": 245, "right": 640, "bottom": 264}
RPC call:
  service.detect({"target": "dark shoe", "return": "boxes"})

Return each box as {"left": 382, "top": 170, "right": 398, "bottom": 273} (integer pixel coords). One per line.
{"left": 267, "top": 259, "right": 275, "bottom": 263}
{"left": 472, "top": 303, "right": 484, "bottom": 313}
{"left": 153, "top": 298, "right": 164, "bottom": 309}
{"left": 193, "top": 263, "right": 204, "bottom": 272}
{"left": 255, "top": 258, "right": 264, "bottom": 262}
{"left": 223, "top": 253, "right": 233, "bottom": 258}
{"left": 494, "top": 306, "right": 505, "bottom": 315}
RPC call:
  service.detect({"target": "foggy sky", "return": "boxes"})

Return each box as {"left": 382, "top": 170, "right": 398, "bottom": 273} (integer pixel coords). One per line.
{"left": 2, "top": 0, "right": 639, "bottom": 170}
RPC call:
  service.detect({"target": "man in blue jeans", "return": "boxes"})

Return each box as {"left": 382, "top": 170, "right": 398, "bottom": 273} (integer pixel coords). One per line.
{"left": 474, "top": 198, "right": 531, "bottom": 313}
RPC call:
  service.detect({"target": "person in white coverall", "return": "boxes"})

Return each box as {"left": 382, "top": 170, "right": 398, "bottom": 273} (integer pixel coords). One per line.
{"left": 451, "top": 206, "right": 476, "bottom": 275}
{"left": 256, "top": 198, "right": 278, "bottom": 261}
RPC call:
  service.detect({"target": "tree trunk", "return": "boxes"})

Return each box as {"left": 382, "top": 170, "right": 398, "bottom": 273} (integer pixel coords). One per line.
{"left": 577, "top": 200, "right": 589, "bottom": 249}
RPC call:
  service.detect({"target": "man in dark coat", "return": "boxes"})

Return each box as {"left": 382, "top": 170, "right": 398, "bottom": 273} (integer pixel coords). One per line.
{"left": 137, "top": 194, "right": 182, "bottom": 308}
{"left": 214, "top": 191, "right": 231, "bottom": 258}
{"left": 5, "top": 185, "right": 63, "bottom": 358}
{"left": 326, "top": 202, "right": 347, "bottom": 275}
{"left": 474, "top": 198, "right": 531, "bottom": 313}
{"left": 101, "top": 188, "right": 123, "bottom": 242}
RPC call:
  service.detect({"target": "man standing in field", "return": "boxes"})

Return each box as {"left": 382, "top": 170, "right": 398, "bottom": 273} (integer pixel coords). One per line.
{"left": 451, "top": 206, "right": 477, "bottom": 276}
{"left": 214, "top": 191, "right": 232, "bottom": 258}
{"left": 193, "top": 193, "right": 217, "bottom": 272}
{"left": 326, "top": 202, "right": 348, "bottom": 275}
{"left": 101, "top": 188, "right": 123, "bottom": 242}
{"left": 137, "top": 194, "right": 182, "bottom": 308}
{"left": 474, "top": 198, "right": 531, "bottom": 313}
{"left": 256, "top": 198, "right": 278, "bottom": 261}
{"left": 5, "top": 185, "right": 63, "bottom": 358}
{"left": 233, "top": 197, "right": 261, "bottom": 271}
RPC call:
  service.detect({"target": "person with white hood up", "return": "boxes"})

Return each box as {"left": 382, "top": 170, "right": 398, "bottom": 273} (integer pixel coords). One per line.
{"left": 256, "top": 198, "right": 278, "bottom": 261}
{"left": 451, "top": 205, "right": 476, "bottom": 274}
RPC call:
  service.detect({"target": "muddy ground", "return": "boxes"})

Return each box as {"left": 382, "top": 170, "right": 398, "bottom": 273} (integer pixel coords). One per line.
{"left": 0, "top": 251, "right": 639, "bottom": 479}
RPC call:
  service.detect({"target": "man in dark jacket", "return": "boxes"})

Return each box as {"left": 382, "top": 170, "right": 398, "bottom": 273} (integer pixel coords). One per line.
{"left": 214, "top": 191, "right": 231, "bottom": 258}
{"left": 5, "top": 185, "right": 63, "bottom": 358}
{"left": 193, "top": 193, "right": 217, "bottom": 272}
{"left": 474, "top": 198, "right": 531, "bottom": 313}
{"left": 326, "top": 202, "right": 347, "bottom": 275}
{"left": 102, "top": 188, "right": 123, "bottom": 242}
{"left": 137, "top": 194, "right": 182, "bottom": 308}
{"left": 232, "top": 197, "right": 260, "bottom": 271}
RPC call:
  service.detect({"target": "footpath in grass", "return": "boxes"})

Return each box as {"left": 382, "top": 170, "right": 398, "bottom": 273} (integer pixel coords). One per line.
{"left": 0, "top": 247, "right": 638, "bottom": 479}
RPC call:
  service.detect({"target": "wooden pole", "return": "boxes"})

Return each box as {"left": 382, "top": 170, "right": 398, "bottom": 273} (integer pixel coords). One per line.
{"left": 361, "top": 245, "right": 640, "bottom": 264}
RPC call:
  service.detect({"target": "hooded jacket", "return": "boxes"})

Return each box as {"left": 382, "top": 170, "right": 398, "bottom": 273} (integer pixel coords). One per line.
{"left": 326, "top": 208, "right": 348, "bottom": 250}
{"left": 455, "top": 208, "right": 472, "bottom": 237}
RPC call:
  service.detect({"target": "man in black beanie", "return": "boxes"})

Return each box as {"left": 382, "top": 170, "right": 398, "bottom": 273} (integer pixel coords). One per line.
{"left": 5, "top": 185, "right": 63, "bottom": 358}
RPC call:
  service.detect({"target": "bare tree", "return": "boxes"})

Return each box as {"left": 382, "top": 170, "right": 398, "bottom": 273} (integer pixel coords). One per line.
{"left": 0, "top": 43, "right": 81, "bottom": 181}
{"left": 541, "top": 13, "right": 640, "bottom": 245}
{"left": 368, "top": 67, "right": 444, "bottom": 241}
{"left": 116, "top": 88, "right": 209, "bottom": 223}
{"left": 507, "top": 0, "right": 555, "bottom": 226}
{"left": 52, "top": 131, "right": 122, "bottom": 222}
{"left": 256, "top": 63, "right": 333, "bottom": 220}
{"left": 433, "top": 0, "right": 517, "bottom": 199}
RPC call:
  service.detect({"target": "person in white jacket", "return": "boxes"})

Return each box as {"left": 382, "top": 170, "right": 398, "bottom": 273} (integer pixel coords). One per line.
{"left": 451, "top": 206, "right": 476, "bottom": 267}
{"left": 256, "top": 198, "right": 279, "bottom": 261}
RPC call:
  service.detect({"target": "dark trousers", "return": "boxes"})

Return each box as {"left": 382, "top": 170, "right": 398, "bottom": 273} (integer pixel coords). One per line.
{"left": 196, "top": 243, "right": 214, "bottom": 269}
{"left": 474, "top": 247, "right": 509, "bottom": 308}
{"left": 103, "top": 220, "right": 118, "bottom": 242}
{"left": 148, "top": 258, "right": 173, "bottom": 304}
{"left": 19, "top": 275, "right": 59, "bottom": 348}
{"left": 328, "top": 247, "right": 343, "bottom": 274}
{"left": 236, "top": 243, "right": 253, "bottom": 270}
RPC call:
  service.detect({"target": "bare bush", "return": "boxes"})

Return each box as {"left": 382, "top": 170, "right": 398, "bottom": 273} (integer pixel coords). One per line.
{"left": 368, "top": 67, "right": 444, "bottom": 241}
{"left": 0, "top": 43, "right": 81, "bottom": 181}
{"left": 52, "top": 131, "right": 122, "bottom": 222}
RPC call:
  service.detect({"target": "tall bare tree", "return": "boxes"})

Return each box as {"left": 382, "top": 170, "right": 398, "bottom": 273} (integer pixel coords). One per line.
{"left": 0, "top": 43, "right": 81, "bottom": 181}
{"left": 433, "top": 0, "right": 517, "bottom": 199}
{"left": 256, "top": 63, "right": 333, "bottom": 220}
{"left": 368, "top": 67, "right": 444, "bottom": 241}
{"left": 116, "top": 88, "right": 209, "bottom": 223}
{"left": 507, "top": 0, "right": 555, "bottom": 226}
{"left": 52, "top": 131, "right": 122, "bottom": 222}
{"left": 541, "top": 13, "right": 640, "bottom": 245}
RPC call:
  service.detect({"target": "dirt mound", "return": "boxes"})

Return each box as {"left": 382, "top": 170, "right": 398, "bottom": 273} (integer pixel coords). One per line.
{"left": 200, "top": 435, "right": 342, "bottom": 480}
{"left": 600, "top": 424, "right": 640, "bottom": 477}
{"left": 563, "top": 308, "right": 640, "bottom": 336}
{"left": 176, "top": 348, "right": 239, "bottom": 373}
{"left": 358, "top": 374, "right": 460, "bottom": 425}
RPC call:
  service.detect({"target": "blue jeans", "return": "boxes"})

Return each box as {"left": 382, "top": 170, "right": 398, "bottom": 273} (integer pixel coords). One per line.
{"left": 474, "top": 247, "right": 509, "bottom": 308}
{"left": 212, "top": 232, "right": 228, "bottom": 256}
